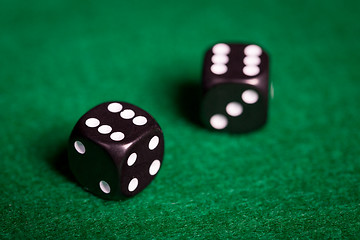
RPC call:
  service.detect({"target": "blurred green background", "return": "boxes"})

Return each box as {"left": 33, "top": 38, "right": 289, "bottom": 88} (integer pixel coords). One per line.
{"left": 1, "top": 0, "right": 359, "bottom": 238}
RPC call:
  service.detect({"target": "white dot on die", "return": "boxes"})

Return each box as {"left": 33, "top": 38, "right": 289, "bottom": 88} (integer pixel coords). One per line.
{"left": 149, "top": 136, "right": 159, "bottom": 150}
{"left": 226, "top": 102, "right": 243, "bottom": 117}
{"left": 242, "top": 89, "right": 259, "bottom": 104}
{"left": 211, "top": 64, "right": 228, "bottom": 75}
{"left": 120, "top": 109, "right": 135, "bottom": 119}
{"left": 244, "top": 44, "right": 262, "bottom": 56}
{"left": 128, "top": 178, "right": 138, "bottom": 192}
{"left": 210, "top": 114, "right": 228, "bottom": 130}
{"left": 243, "top": 65, "right": 260, "bottom": 76}
{"left": 127, "top": 153, "right": 137, "bottom": 166}
{"left": 243, "top": 56, "right": 261, "bottom": 66}
{"left": 74, "top": 141, "right": 86, "bottom": 154}
{"left": 212, "top": 43, "right": 231, "bottom": 55}
{"left": 211, "top": 54, "right": 229, "bottom": 64}
{"left": 110, "top": 132, "right": 125, "bottom": 141}
{"left": 271, "top": 82, "right": 275, "bottom": 99}
{"left": 85, "top": 118, "right": 100, "bottom": 128}
{"left": 98, "top": 125, "right": 112, "bottom": 134}
{"left": 133, "top": 116, "right": 147, "bottom": 126}
{"left": 107, "top": 102, "right": 123, "bottom": 113}
{"left": 149, "top": 160, "right": 161, "bottom": 176}
{"left": 99, "top": 180, "right": 111, "bottom": 194}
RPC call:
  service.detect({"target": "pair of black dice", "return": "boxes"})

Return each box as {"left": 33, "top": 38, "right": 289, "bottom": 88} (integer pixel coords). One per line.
{"left": 67, "top": 43, "right": 270, "bottom": 200}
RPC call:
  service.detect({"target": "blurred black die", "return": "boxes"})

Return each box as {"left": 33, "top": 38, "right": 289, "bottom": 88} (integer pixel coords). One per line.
{"left": 201, "top": 43, "right": 271, "bottom": 133}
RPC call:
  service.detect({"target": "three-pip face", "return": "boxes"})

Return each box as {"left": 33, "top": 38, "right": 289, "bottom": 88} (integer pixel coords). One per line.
{"left": 201, "top": 43, "right": 270, "bottom": 133}
{"left": 68, "top": 102, "right": 164, "bottom": 200}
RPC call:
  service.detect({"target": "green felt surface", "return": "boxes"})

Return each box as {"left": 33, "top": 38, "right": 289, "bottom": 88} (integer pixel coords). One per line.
{"left": 1, "top": 0, "right": 360, "bottom": 238}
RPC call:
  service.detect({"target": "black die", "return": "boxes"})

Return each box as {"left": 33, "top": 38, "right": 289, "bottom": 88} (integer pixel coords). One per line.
{"left": 201, "top": 43, "right": 270, "bottom": 133}
{"left": 68, "top": 102, "right": 164, "bottom": 200}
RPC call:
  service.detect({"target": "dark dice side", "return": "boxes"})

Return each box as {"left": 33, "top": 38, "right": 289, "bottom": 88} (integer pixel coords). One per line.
{"left": 201, "top": 43, "right": 270, "bottom": 133}
{"left": 68, "top": 102, "right": 164, "bottom": 200}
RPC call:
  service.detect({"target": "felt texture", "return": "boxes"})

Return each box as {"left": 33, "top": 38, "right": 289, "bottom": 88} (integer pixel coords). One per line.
{"left": 1, "top": 0, "right": 360, "bottom": 238}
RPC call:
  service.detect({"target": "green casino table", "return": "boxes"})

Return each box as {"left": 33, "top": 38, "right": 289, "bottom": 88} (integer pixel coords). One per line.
{"left": 1, "top": 0, "right": 359, "bottom": 238}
